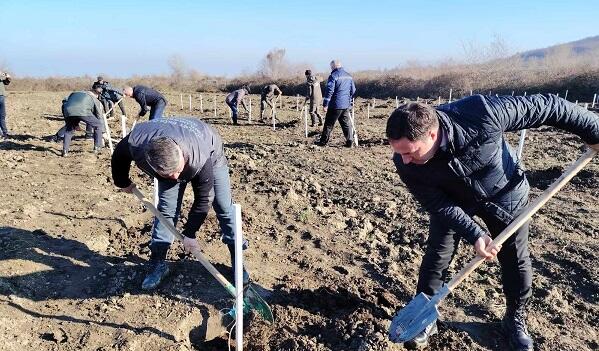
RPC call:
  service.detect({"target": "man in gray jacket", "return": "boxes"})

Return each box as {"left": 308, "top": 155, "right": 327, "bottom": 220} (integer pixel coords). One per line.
{"left": 111, "top": 117, "right": 249, "bottom": 290}
{"left": 304, "top": 70, "right": 323, "bottom": 127}
{"left": 61, "top": 83, "right": 105, "bottom": 156}
{"left": 0, "top": 71, "right": 11, "bottom": 139}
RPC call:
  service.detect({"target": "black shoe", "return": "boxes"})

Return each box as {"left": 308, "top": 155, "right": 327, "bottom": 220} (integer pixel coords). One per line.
{"left": 310, "top": 123, "right": 315, "bottom": 127}
{"left": 404, "top": 321, "right": 438, "bottom": 349}
{"left": 141, "top": 260, "right": 170, "bottom": 290}
{"left": 61, "top": 150, "right": 68, "bottom": 157}
{"left": 314, "top": 140, "right": 326, "bottom": 147}
{"left": 344, "top": 140, "right": 354, "bottom": 148}
{"left": 502, "top": 305, "right": 534, "bottom": 351}
{"left": 227, "top": 244, "right": 250, "bottom": 286}
{"left": 85, "top": 133, "right": 93, "bottom": 139}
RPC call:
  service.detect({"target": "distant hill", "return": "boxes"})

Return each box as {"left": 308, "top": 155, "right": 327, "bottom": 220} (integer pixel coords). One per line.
{"left": 519, "top": 35, "right": 599, "bottom": 60}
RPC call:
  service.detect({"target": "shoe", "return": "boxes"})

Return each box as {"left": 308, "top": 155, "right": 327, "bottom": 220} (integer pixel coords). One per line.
{"left": 314, "top": 140, "right": 326, "bottom": 147}
{"left": 404, "top": 321, "right": 438, "bottom": 349}
{"left": 61, "top": 150, "right": 68, "bottom": 157}
{"left": 93, "top": 146, "right": 101, "bottom": 154}
{"left": 85, "top": 133, "right": 93, "bottom": 140}
{"left": 344, "top": 140, "right": 354, "bottom": 148}
{"left": 502, "top": 304, "right": 534, "bottom": 351}
{"left": 227, "top": 244, "right": 250, "bottom": 286}
{"left": 310, "top": 123, "right": 315, "bottom": 127}
{"left": 141, "top": 260, "right": 170, "bottom": 290}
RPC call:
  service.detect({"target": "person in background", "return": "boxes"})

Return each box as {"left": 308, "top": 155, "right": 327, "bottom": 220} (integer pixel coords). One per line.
{"left": 123, "top": 85, "right": 167, "bottom": 120}
{"left": 318, "top": 60, "right": 356, "bottom": 147}
{"left": 304, "top": 70, "right": 323, "bottom": 127}
{"left": 61, "top": 82, "right": 105, "bottom": 157}
{"left": 259, "top": 84, "right": 282, "bottom": 122}
{"left": 225, "top": 86, "right": 250, "bottom": 125}
{"left": 0, "top": 71, "right": 12, "bottom": 139}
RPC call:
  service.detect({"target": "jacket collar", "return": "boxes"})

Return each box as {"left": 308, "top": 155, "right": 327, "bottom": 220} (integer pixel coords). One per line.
{"left": 436, "top": 110, "right": 456, "bottom": 155}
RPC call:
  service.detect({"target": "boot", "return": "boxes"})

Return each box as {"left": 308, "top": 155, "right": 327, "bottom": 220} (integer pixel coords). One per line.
{"left": 227, "top": 244, "right": 250, "bottom": 286}
{"left": 344, "top": 140, "right": 354, "bottom": 148}
{"left": 142, "top": 244, "right": 170, "bottom": 290}
{"left": 502, "top": 304, "right": 534, "bottom": 351}
{"left": 404, "top": 320, "right": 437, "bottom": 349}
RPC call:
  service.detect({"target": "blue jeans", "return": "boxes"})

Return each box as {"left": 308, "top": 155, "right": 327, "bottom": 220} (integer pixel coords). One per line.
{"left": 227, "top": 100, "right": 238, "bottom": 124}
{"left": 62, "top": 115, "right": 103, "bottom": 152}
{"left": 0, "top": 95, "right": 7, "bottom": 135}
{"left": 148, "top": 99, "right": 167, "bottom": 120}
{"left": 151, "top": 165, "right": 236, "bottom": 247}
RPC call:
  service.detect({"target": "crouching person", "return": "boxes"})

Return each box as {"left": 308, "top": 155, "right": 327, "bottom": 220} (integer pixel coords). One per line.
{"left": 111, "top": 117, "right": 249, "bottom": 290}
{"left": 61, "top": 82, "right": 105, "bottom": 156}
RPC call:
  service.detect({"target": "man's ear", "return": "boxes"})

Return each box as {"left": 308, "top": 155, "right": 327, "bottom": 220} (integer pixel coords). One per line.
{"left": 429, "top": 127, "right": 438, "bottom": 141}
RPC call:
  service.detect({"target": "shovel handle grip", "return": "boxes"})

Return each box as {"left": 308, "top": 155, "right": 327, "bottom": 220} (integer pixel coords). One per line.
{"left": 131, "top": 186, "right": 237, "bottom": 297}
{"left": 447, "top": 148, "right": 597, "bottom": 292}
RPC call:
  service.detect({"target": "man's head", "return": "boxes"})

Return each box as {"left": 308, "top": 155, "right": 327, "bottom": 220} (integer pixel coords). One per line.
{"left": 97, "top": 76, "right": 104, "bottom": 83}
{"left": 91, "top": 82, "right": 103, "bottom": 95}
{"left": 330, "top": 60, "right": 342, "bottom": 71}
{"left": 305, "top": 69, "right": 312, "bottom": 77}
{"left": 242, "top": 85, "right": 250, "bottom": 94}
{"left": 145, "top": 137, "right": 185, "bottom": 179}
{"left": 123, "top": 86, "right": 133, "bottom": 97}
{"left": 386, "top": 103, "right": 441, "bottom": 165}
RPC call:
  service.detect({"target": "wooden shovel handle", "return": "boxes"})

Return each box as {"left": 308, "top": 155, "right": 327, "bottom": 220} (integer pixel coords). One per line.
{"left": 131, "top": 186, "right": 237, "bottom": 297}
{"left": 447, "top": 148, "right": 597, "bottom": 292}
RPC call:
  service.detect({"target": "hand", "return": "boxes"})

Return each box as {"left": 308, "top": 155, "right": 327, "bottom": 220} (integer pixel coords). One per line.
{"left": 473, "top": 234, "right": 501, "bottom": 260}
{"left": 589, "top": 143, "right": 599, "bottom": 153}
{"left": 323, "top": 106, "right": 328, "bottom": 113}
{"left": 183, "top": 236, "right": 200, "bottom": 253}
{"left": 120, "top": 183, "right": 136, "bottom": 193}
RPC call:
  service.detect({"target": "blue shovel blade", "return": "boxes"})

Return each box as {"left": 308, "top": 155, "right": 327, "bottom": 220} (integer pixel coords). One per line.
{"left": 389, "top": 292, "right": 440, "bottom": 343}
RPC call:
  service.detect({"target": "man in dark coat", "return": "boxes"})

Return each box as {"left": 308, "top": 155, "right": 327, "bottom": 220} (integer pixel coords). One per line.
{"left": 111, "top": 117, "right": 249, "bottom": 290}
{"left": 123, "top": 85, "right": 167, "bottom": 120}
{"left": 318, "top": 60, "right": 356, "bottom": 147}
{"left": 386, "top": 95, "right": 599, "bottom": 350}
{"left": 96, "top": 76, "right": 126, "bottom": 118}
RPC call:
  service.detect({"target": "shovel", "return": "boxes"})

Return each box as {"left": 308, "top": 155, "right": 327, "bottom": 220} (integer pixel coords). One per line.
{"left": 389, "top": 148, "right": 597, "bottom": 343}
{"left": 131, "top": 186, "right": 274, "bottom": 323}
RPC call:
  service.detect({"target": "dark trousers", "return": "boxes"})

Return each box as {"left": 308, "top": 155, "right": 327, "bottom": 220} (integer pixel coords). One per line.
{"left": 148, "top": 99, "right": 167, "bottom": 120}
{"left": 226, "top": 100, "right": 238, "bottom": 124}
{"left": 0, "top": 95, "right": 7, "bottom": 135}
{"left": 417, "top": 212, "right": 532, "bottom": 307}
{"left": 62, "top": 115, "right": 103, "bottom": 152}
{"left": 319, "top": 108, "right": 353, "bottom": 145}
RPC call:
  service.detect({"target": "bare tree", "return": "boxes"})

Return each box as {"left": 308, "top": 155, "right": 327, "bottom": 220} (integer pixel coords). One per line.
{"left": 168, "top": 54, "right": 187, "bottom": 81}
{"left": 258, "top": 48, "right": 290, "bottom": 79}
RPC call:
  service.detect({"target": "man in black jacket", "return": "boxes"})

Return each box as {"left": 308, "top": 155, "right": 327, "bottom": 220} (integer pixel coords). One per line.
{"left": 386, "top": 94, "right": 599, "bottom": 350}
{"left": 123, "top": 85, "right": 167, "bottom": 120}
{"left": 111, "top": 117, "right": 249, "bottom": 290}
{"left": 96, "top": 76, "right": 126, "bottom": 118}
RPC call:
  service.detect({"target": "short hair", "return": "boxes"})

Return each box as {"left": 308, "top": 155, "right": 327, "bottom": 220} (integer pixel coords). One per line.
{"left": 123, "top": 86, "right": 133, "bottom": 95}
{"left": 91, "top": 82, "right": 103, "bottom": 92}
{"left": 386, "top": 103, "right": 439, "bottom": 141}
{"left": 305, "top": 69, "right": 312, "bottom": 76}
{"left": 97, "top": 76, "right": 104, "bottom": 81}
{"left": 144, "top": 137, "right": 181, "bottom": 176}
{"left": 330, "top": 60, "right": 342, "bottom": 69}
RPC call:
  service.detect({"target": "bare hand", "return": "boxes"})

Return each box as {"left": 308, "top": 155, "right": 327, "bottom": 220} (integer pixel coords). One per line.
{"left": 474, "top": 235, "right": 501, "bottom": 260}
{"left": 589, "top": 143, "right": 599, "bottom": 153}
{"left": 323, "top": 106, "right": 328, "bottom": 113}
{"left": 120, "top": 183, "right": 136, "bottom": 193}
{"left": 183, "top": 236, "right": 200, "bottom": 253}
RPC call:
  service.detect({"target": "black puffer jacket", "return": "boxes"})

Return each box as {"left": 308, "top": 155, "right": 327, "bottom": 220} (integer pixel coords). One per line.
{"left": 394, "top": 94, "right": 599, "bottom": 244}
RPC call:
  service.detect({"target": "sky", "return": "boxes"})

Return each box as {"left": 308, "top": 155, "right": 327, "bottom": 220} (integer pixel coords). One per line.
{"left": 1, "top": 0, "right": 597, "bottom": 77}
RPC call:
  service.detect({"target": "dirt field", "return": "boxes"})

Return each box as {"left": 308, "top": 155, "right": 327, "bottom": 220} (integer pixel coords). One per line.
{"left": 0, "top": 91, "right": 597, "bottom": 351}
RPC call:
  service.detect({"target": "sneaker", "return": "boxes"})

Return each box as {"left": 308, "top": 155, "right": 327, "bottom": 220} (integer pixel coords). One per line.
{"left": 404, "top": 321, "right": 438, "bottom": 349}
{"left": 141, "top": 260, "right": 170, "bottom": 290}
{"left": 502, "top": 305, "right": 534, "bottom": 351}
{"left": 61, "top": 150, "right": 68, "bottom": 157}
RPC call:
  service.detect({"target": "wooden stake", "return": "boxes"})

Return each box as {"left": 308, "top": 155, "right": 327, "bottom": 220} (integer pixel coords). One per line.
{"left": 248, "top": 98, "right": 252, "bottom": 122}
{"left": 564, "top": 90, "right": 568, "bottom": 101}
{"left": 189, "top": 94, "right": 192, "bottom": 112}
{"left": 437, "top": 96, "right": 441, "bottom": 105}
{"left": 470, "top": 90, "right": 473, "bottom": 96}
{"left": 180, "top": 93, "right": 183, "bottom": 110}
{"left": 199, "top": 94, "right": 203, "bottom": 112}
{"left": 214, "top": 95, "right": 217, "bottom": 117}
{"left": 448, "top": 88, "right": 452, "bottom": 103}
{"left": 592, "top": 94, "right": 597, "bottom": 108}
{"left": 395, "top": 96, "right": 399, "bottom": 108}
{"left": 296, "top": 95, "right": 299, "bottom": 111}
